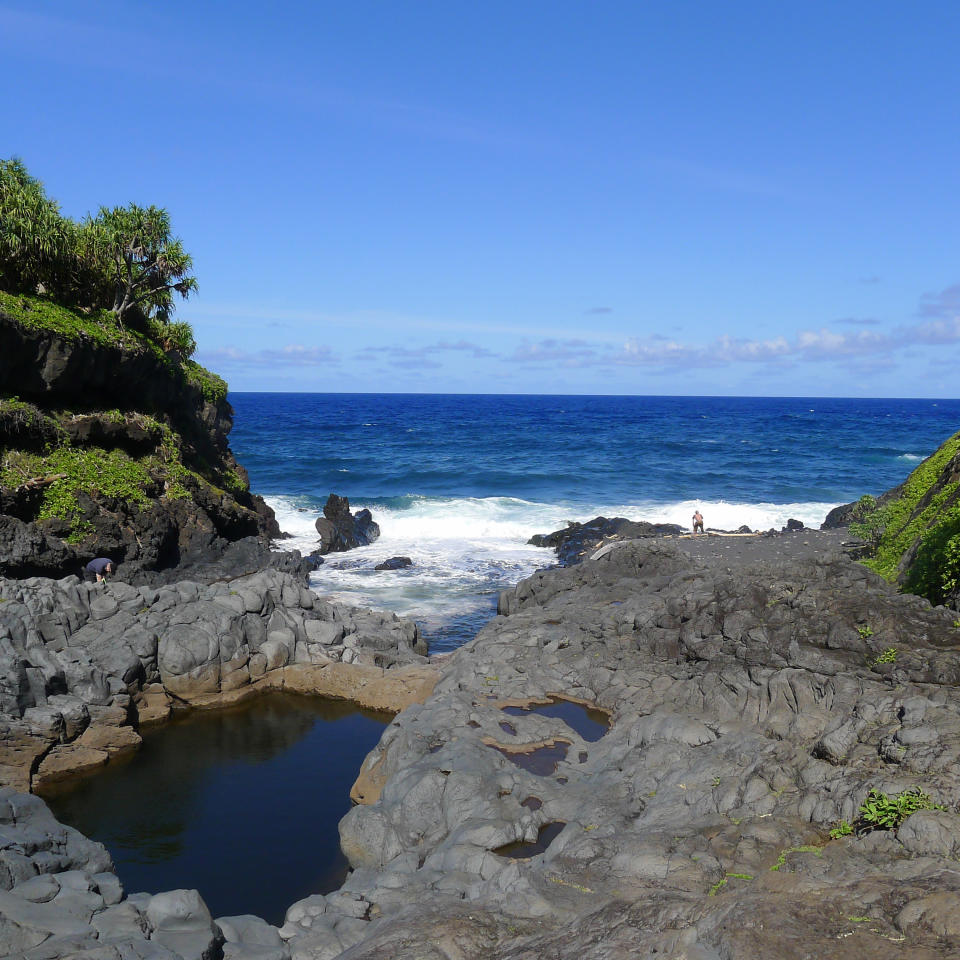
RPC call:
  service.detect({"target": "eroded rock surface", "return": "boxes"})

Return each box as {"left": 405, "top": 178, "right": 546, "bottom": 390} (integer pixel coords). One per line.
{"left": 7, "top": 531, "right": 960, "bottom": 958}
{"left": 529, "top": 516, "right": 685, "bottom": 566}
{"left": 0, "top": 568, "right": 431, "bottom": 791}
{"left": 326, "top": 533, "right": 960, "bottom": 958}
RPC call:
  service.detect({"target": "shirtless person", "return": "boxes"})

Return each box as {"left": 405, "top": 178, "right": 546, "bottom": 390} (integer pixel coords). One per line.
{"left": 692, "top": 510, "right": 704, "bottom": 535}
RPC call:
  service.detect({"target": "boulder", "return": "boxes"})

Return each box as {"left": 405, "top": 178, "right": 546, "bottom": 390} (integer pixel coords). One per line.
{"left": 528, "top": 516, "right": 684, "bottom": 566}
{"left": 314, "top": 495, "right": 380, "bottom": 555}
{"left": 146, "top": 889, "right": 221, "bottom": 960}
{"left": 375, "top": 556, "right": 413, "bottom": 571}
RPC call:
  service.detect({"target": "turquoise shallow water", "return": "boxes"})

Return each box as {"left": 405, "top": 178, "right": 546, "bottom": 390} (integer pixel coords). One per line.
{"left": 229, "top": 393, "right": 960, "bottom": 650}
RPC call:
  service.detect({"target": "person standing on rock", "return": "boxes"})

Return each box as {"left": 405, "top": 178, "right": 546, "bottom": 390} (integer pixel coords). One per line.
{"left": 84, "top": 557, "right": 115, "bottom": 583}
{"left": 692, "top": 510, "right": 704, "bottom": 535}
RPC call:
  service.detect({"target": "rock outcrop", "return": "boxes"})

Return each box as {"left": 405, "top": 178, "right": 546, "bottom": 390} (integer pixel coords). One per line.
{"left": 7, "top": 532, "right": 960, "bottom": 957}
{"left": 314, "top": 494, "right": 380, "bottom": 555}
{"left": 529, "top": 516, "right": 684, "bottom": 566}
{"left": 322, "top": 532, "right": 960, "bottom": 958}
{"left": 0, "top": 300, "right": 283, "bottom": 581}
{"left": 821, "top": 426, "right": 960, "bottom": 609}
{"left": 0, "top": 568, "right": 433, "bottom": 793}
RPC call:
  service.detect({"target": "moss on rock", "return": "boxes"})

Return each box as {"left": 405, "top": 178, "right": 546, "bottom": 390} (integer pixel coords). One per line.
{"left": 851, "top": 428, "right": 960, "bottom": 606}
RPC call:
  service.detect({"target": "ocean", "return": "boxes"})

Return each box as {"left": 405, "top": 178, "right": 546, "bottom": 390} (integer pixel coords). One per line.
{"left": 229, "top": 394, "right": 960, "bottom": 652}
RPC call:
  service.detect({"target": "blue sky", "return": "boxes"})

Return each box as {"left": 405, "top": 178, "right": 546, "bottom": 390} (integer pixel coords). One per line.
{"left": 3, "top": 1, "right": 959, "bottom": 396}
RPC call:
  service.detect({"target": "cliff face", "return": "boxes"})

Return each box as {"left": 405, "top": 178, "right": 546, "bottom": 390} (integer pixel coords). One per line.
{"left": 0, "top": 293, "right": 280, "bottom": 580}
{"left": 825, "top": 427, "right": 960, "bottom": 609}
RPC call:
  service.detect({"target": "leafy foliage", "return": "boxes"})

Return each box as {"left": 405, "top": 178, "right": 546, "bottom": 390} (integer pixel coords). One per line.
{"left": 872, "top": 647, "right": 897, "bottom": 665}
{"left": 0, "top": 158, "right": 78, "bottom": 297}
{"left": 856, "top": 788, "right": 945, "bottom": 832}
{"left": 850, "top": 431, "right": 960, "bottom": 606}
{"left": 829, "top": 820, "right": 853, "bottom": 840}
{"left": 80, "top": 204, "right": 197, "bottom": 325}
{"left": 0, "top": 156, "right": 198, "bottom": 356}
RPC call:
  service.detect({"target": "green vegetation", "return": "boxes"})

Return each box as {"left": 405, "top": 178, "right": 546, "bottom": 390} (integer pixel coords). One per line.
{"left": 184, "top": 360, "right": 228, "bottom": 404}
{"left": 850, "top": 430, "right": 960, "bottom": 606}
{"left": 0, "top": 402, "right": 248, "bottom": 540}
{"left": 856, "top": 624, "right": 874, "bottom": 639}
{"left": 0, "top": 396, "right": 65, "bottom": 446}
{"left": 872, "top": 647, "right": 897, "bottom": 665}
{"left": 708, "top": 872, "right": 753, "bottom": 895}
{"left": 829, "top": 820, "right": 853, "bottom": 840}
{"left": 0, "top": 289, "right": 141, "bottom": 350}
{"left": 770, "top": 844, "right": 823, "bottom": 871}
{"left": 857, "top": 788, "right": 945, "bottom": 832}
{"left": 1, "top": 157, "right": 197, "bottom": 355}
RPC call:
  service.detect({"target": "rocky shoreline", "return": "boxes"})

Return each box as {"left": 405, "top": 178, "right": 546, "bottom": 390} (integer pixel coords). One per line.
{"left": 0, "top": 561, "right": 435, "bottom": 796}
{"left": 4, "top": 526, "right": 960, "bottom": 958}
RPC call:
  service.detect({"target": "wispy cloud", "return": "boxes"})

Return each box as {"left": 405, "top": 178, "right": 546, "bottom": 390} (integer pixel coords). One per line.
{"left": 834, "top": 316, "right": 881, "bottom": 326}
{"left": 198, "top": 345, "right": 339, "bottom": 367}
{"left": 918, "top": 283, "right": 960, "bottom": 318}
{"left": 510, "top": 339, "right": 597, "bottom": 365}
{"left": 360, "top": 340, "right": 498, "bottom": 365}
{"left": 505, "top": 314, "right": 960, "bottom": 371}
{"left": 585, "top": 306, "right": 613, "bottom": 315}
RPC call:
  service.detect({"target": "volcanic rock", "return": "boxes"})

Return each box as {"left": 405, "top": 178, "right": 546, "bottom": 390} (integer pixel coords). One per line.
{"left": 528, "top": 515, "right": 684, "bottom": 566}
{"left": 0, "top": 566, "right": 432, "bottom": 791}
{"left": 314, "top": 494, "right": 381, "bottom": 555}
{"left": 375, "top": 557, "right": 413, "bottom": 571}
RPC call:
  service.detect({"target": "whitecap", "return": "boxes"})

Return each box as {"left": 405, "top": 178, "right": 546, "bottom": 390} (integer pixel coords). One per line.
{"left": 265, "top": 493, "right": 843, "bottom": 649}
{"left": 897, "top": 453, "right": 923, "bottom": 462}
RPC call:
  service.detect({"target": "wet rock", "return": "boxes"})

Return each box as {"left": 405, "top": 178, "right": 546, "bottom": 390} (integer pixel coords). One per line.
{"left": 375, "top": 557, "right": 413, "bottom": 571}
{"left": 314, "top": 495, "right": 380, "bottom": 555}
{"left": 528, "top": 516, "right": 684, "bottom": 566}
{"left": 0, "top": 567, "right": 428, "bottom": 788}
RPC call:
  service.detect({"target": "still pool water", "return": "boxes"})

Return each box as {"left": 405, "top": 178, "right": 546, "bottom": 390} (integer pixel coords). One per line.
{"left": 45, "top": 694, "right": 390, "bottom": 925}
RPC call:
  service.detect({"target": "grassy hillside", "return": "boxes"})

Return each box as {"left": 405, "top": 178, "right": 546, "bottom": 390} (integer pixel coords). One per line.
{"left": 851, "top": 428, "right": 960, "bottom": 608}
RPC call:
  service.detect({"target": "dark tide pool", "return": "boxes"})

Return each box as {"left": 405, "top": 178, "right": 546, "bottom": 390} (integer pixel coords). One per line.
{"left": 45, "top": 694, "right": 390, "bottom": 926}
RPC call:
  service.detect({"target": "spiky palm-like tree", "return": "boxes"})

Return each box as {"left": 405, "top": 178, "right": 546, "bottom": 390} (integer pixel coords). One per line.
{"left": 80, "top": 204, "right": 198, "bottom": 326}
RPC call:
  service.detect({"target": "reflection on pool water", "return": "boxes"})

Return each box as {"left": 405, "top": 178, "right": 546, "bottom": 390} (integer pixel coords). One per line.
{"left": 501, "top": 697, "right": 611, "bottom": 742}
{"left": 45, "top": 693, "right": 390, "bottom": 925}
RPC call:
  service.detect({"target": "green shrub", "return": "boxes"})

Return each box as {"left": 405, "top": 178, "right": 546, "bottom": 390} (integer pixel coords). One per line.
{"left": 850, "top": 431, "right": 960, "bottom": 605}
{"left": 857, "top": 788, "right": 945, "bottom": 832}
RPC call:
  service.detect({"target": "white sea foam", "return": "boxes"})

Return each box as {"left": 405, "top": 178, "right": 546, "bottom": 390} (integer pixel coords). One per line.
{"left": 266, "top": 494, "right": 840, "bottom": 647}
{"left": 897, "top": 453, "right": 923, "bottom": 462}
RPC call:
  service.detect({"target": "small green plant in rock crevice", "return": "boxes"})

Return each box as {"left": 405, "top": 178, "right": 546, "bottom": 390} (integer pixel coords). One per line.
{"left": 857, "top": 788, "right": 945, "bottom": 832}
{"left": 857, "top": 624, "right": 874, "bottom": 639}
{"left": 770, "top": 845, "right": 823, "bottom": 871}
{"left": 872, "top": 647, "right": 897, "bottom": 666}
{"left": 829, "top": 820, "right": 853, "bottom": 840}
{"left": 708, "top": 872, "right": 753, "bottom": 895}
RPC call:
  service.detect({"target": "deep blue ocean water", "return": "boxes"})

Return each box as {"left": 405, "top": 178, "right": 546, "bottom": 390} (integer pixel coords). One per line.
{"left": 230, "top": 394, "right": 960, "bottom": 650}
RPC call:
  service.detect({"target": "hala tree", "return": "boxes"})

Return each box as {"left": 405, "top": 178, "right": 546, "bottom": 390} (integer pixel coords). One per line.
{"left": 0, "top": 157, "right": 76, "bottom": 296}
{"left": 80, "top": 204, "right": 198, "bottom": 326}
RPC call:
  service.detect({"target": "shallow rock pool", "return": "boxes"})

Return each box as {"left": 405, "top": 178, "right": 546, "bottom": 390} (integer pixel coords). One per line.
{"left": 44, "top": 693, "right": 390, "bottom": 925}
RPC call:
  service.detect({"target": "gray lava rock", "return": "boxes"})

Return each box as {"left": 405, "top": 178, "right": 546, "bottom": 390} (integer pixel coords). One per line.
{"left": 528, "top": 516, "right": 684, "bottom": 566}
{"left": 375, "top": 557, "right": 413, "bottom": 571}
